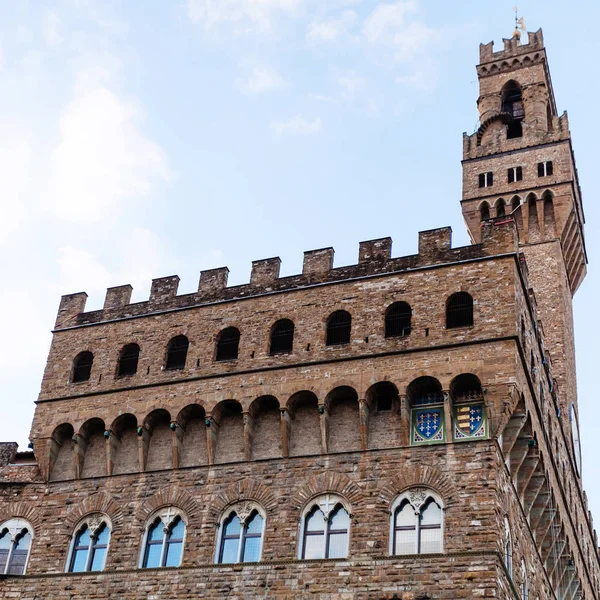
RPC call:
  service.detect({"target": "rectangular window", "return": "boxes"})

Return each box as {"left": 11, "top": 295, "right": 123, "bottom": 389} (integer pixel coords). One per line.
{"left": 508, "top": 166, "right": 523, "bottom": 183}
{"left": 538, "top": 161, "right": 553, "bottom": 177}
{"left": 478, "top": 172, "right": 493, "bottom": 188}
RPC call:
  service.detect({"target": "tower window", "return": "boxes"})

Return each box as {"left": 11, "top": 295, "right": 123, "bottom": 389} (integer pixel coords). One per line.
{"left": 478, "top": 172, "right": 493, "bottom": 188}
{"left": 72, "top": 351, "right": 94, "bottom": 383}
{"left": 538, "top": 161, "right": 553, "bottom": 177}
{"left": 326, "top": 310, "right": 352, "bottom": 346}
{"left": 385, "top": 302, "right": 412, "bottom": 338}
{"left": 118, "top": 343, "right": 140, "bottom": 377}
{"left": 446, "top": 292, "right": 474, "bottom": 329}
{"left": 502, "top": 80, "right": 524, "bottom": 139}
{"left": 216, "top": 327, "right": 241, "bottom": 361}
{"left": 165, "top": 335, "right": 189, "bottom": 370}
{"left": 508, "top": 166, "right": 523, "bottom": 183}
{"left": 270, "top": 319, "right": 295, "bottom": 355}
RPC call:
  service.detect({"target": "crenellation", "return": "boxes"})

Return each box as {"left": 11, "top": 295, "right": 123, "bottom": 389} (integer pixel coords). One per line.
{"left": 358, "top": 237, "right": 392, "bottom": 263}
{"left": 250, "top": 257, "right": 281, "bottom": 286}
{"left": 479, "top": 29, "right": 544, "bottom": 64}
{"left": 198, "top": 266, "right": 229, "bottom": 295}
{"left": 302, "top": 247, "right": 334, "bottom": 277}
{"left": 55, "top": 291, "right": 88, "bottom": 329}
{"left": 149, "top": 275, "right": 180, "bottom": 307}
{"left": 417, "top": 226, "right": 452, "bottom": 258}
{"left": 104, "top": 285, "right": 133, "bottom": 310}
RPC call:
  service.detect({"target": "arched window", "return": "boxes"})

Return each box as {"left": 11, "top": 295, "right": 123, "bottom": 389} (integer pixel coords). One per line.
{"left": 390, "top": 489, "right": 443, "bottom": 555}
{"left": 270, "top": 319, "right": 295, "bottom": 355}
{"left": 118, "top": 343, "right": 140, "bottom": 376}
{"left": 0, "top": 520, "right": 33, "bottom": 575}
{"left": 479, "top": 201, "right": 490, "bottom": 221}
{"left": 216, "top": 327, "right": 240, "bottom": 361}
{"left": 72, "top": 351, "right": 93, "bottom": 383}
{"left": 326, "top": 310, "right": 351, "bottom": 346}
{"left": 407, "top": 376, "right": 443, "bottom": 406}
{"left": 299, "top": 495, "right": 350, "bottom": 560}
{"left": 217, "top": 504, "right": 265, "bottom": 564}
{"left": 502, "top": 80, "right": 524, "bottom": 139}
{"left": 496, "top": 199, "right": 506, "bottom": 217}
{"left": 385, "top": 302, "right": 411, "bottom": 338}
{"left": 450, "top": 373, "right": 483, "bottom": 402}
{"left": 504, "top": 518, "right": 513, "bottom": 577}
{"left": 165, "top": 335, "right": 189, "bottom": 370}
{"left": 67, "top": 516, "right": 111, "bottom": 572}
{"left": 520, "top": 560, "right": 529, "bottom": 599}
{"left": 446, "top": 292, "right": 473, "bottom": 329}
{"left": 141, "top": 508, "right": 186, "bottom": 568}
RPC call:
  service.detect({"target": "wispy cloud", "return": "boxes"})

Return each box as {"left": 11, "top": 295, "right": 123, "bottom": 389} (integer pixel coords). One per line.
{"left": 306, "top": 9, "right": 357, "bottom": 42}
{"left": 47, "top": 79, "right": 170, "bottom": 224}
{"left": 335, "top": 70, "right": 365, "bottom": 96}
{"left": 270, "top": 114, "right": 321, "bottom": 136}
{"left": 42, "top": 11, "right": 64, "bottom": 47}
{"left": 363, "top": 0, "right": 434, "bottom": 62}
{"left": 187, "top": 0, "right": 303, "bottom": 34}
{"left": 236, "top": 65, "right": 289, "bottom": 94}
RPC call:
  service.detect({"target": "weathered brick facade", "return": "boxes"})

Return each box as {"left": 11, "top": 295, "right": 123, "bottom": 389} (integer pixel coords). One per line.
{"left": 0, "top": 28, "right": 598, "bottom": 599}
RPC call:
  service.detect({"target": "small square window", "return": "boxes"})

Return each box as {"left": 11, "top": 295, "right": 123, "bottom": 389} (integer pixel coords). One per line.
{"left": 478, "top": 172, "right": 493, "bottom": 188}
{"left": 538, "top": 161, "right": 553, "bottom": 177}
{"left": 507, "top": 166, "right": 523, "bottom": 183}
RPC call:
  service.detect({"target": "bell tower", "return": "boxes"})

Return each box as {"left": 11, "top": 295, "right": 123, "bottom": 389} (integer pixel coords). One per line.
{"left": 461, "top": 28, "right": 587, "bottom": 446}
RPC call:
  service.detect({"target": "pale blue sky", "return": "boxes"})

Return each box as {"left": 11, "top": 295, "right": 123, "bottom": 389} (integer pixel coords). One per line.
{"left": 1, "top": 1, "right": 598, "bottom": 525}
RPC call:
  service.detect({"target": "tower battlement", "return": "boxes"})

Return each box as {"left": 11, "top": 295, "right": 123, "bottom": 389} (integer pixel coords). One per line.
{"left": 479, "top": 29, "right": 545, "bottom": 64}
{"left": 55, "top": 223, "right": 518, "bottom": 330}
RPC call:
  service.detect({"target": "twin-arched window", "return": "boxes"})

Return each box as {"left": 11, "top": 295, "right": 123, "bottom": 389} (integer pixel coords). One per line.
{"left": 217, "top": 505, "right": 265, "bottom": 564}
{"left": 390, "top": 489, "right": 443, "bottom": 555}
{"left": 0, "top": 520, "right": 33, "bottom": 575}
{"left": 300, "top": 495, "right": 350, "bottom": 559}
{"left": 141, "top": 511, "right": 186, "bottom": 568}
{"left": 67, "top": 517, "right": 111, "bottom": 572}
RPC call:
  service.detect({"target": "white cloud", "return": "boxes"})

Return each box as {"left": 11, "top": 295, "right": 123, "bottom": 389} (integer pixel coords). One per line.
{"left": 187, "top": 0, "right": 302, "bottom": 33}
{"left": 236, "top": 66, "right": 289, "bottom": 94}
{"left": 270, "top": 114, "right": 321, "bottom": 136}
{"left": 43, "top": 11, "right": 65, "bottom": 47}
{"left": 363, "top": 0, "right": 433, "bottom": 61}
{"left": 306, "top": 9, "right": 356, "bottom": 42}
{"left": 47, "top": 84, "right": 169, "bottom": 223}
{"left": 336, "top": 70, "right": 365, "bottom": 95}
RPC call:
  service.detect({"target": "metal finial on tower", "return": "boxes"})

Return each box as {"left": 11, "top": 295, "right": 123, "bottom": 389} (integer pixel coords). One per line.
{"left": 513, "top": 5, "right": 526, "bottom": 40}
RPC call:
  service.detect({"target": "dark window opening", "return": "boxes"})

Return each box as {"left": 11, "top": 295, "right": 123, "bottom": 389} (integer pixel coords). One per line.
{"left": 508, "top": 166, "right": 523, "bottom": 183}
{"left": 538, "top": 161, "right": 553, "bottom": 177}
{"left": 270, "top": 319, "right": 295, "bottom": 355}
{"left": 385, "top": 302, "right": 412, "bottom": 338}
{"left": 478, "top": 172, "right": 493, "bottom": 188}
{"left": 479, "top": 202, "right": 490, "bottom": 221}
{"left": 165, "top": 335, "right": 189, "bottom": 370}
{"left": 216, "top": 327, "right": 240, "bottom": 361}
{"left": 496, "top": 200, "right": 506, "bottom": 217}
{"left": 502, "top": 80, "right": 524, "bottom": 139}
{"left": 326, "top": 310, "right": 351, "bottom": 346}
{"left": 446, "top": 292, "right": 474, "bottom": 329}
{"left": 407, "top": 376, "right": 443, "bottom": 406}
{"left": 118, "top": 343, "right": 140, "bottom": 377}
{"left": 72, "top": 351, "right": 93, "bottom": 383}
{"left": 451, "top": 373, "right": 483, "bottom": 402}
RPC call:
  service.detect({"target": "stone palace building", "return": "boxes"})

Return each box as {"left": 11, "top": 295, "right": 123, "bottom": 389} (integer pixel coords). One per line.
{"left": 0, "top": 27, "right": 598, "bottom": 599}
